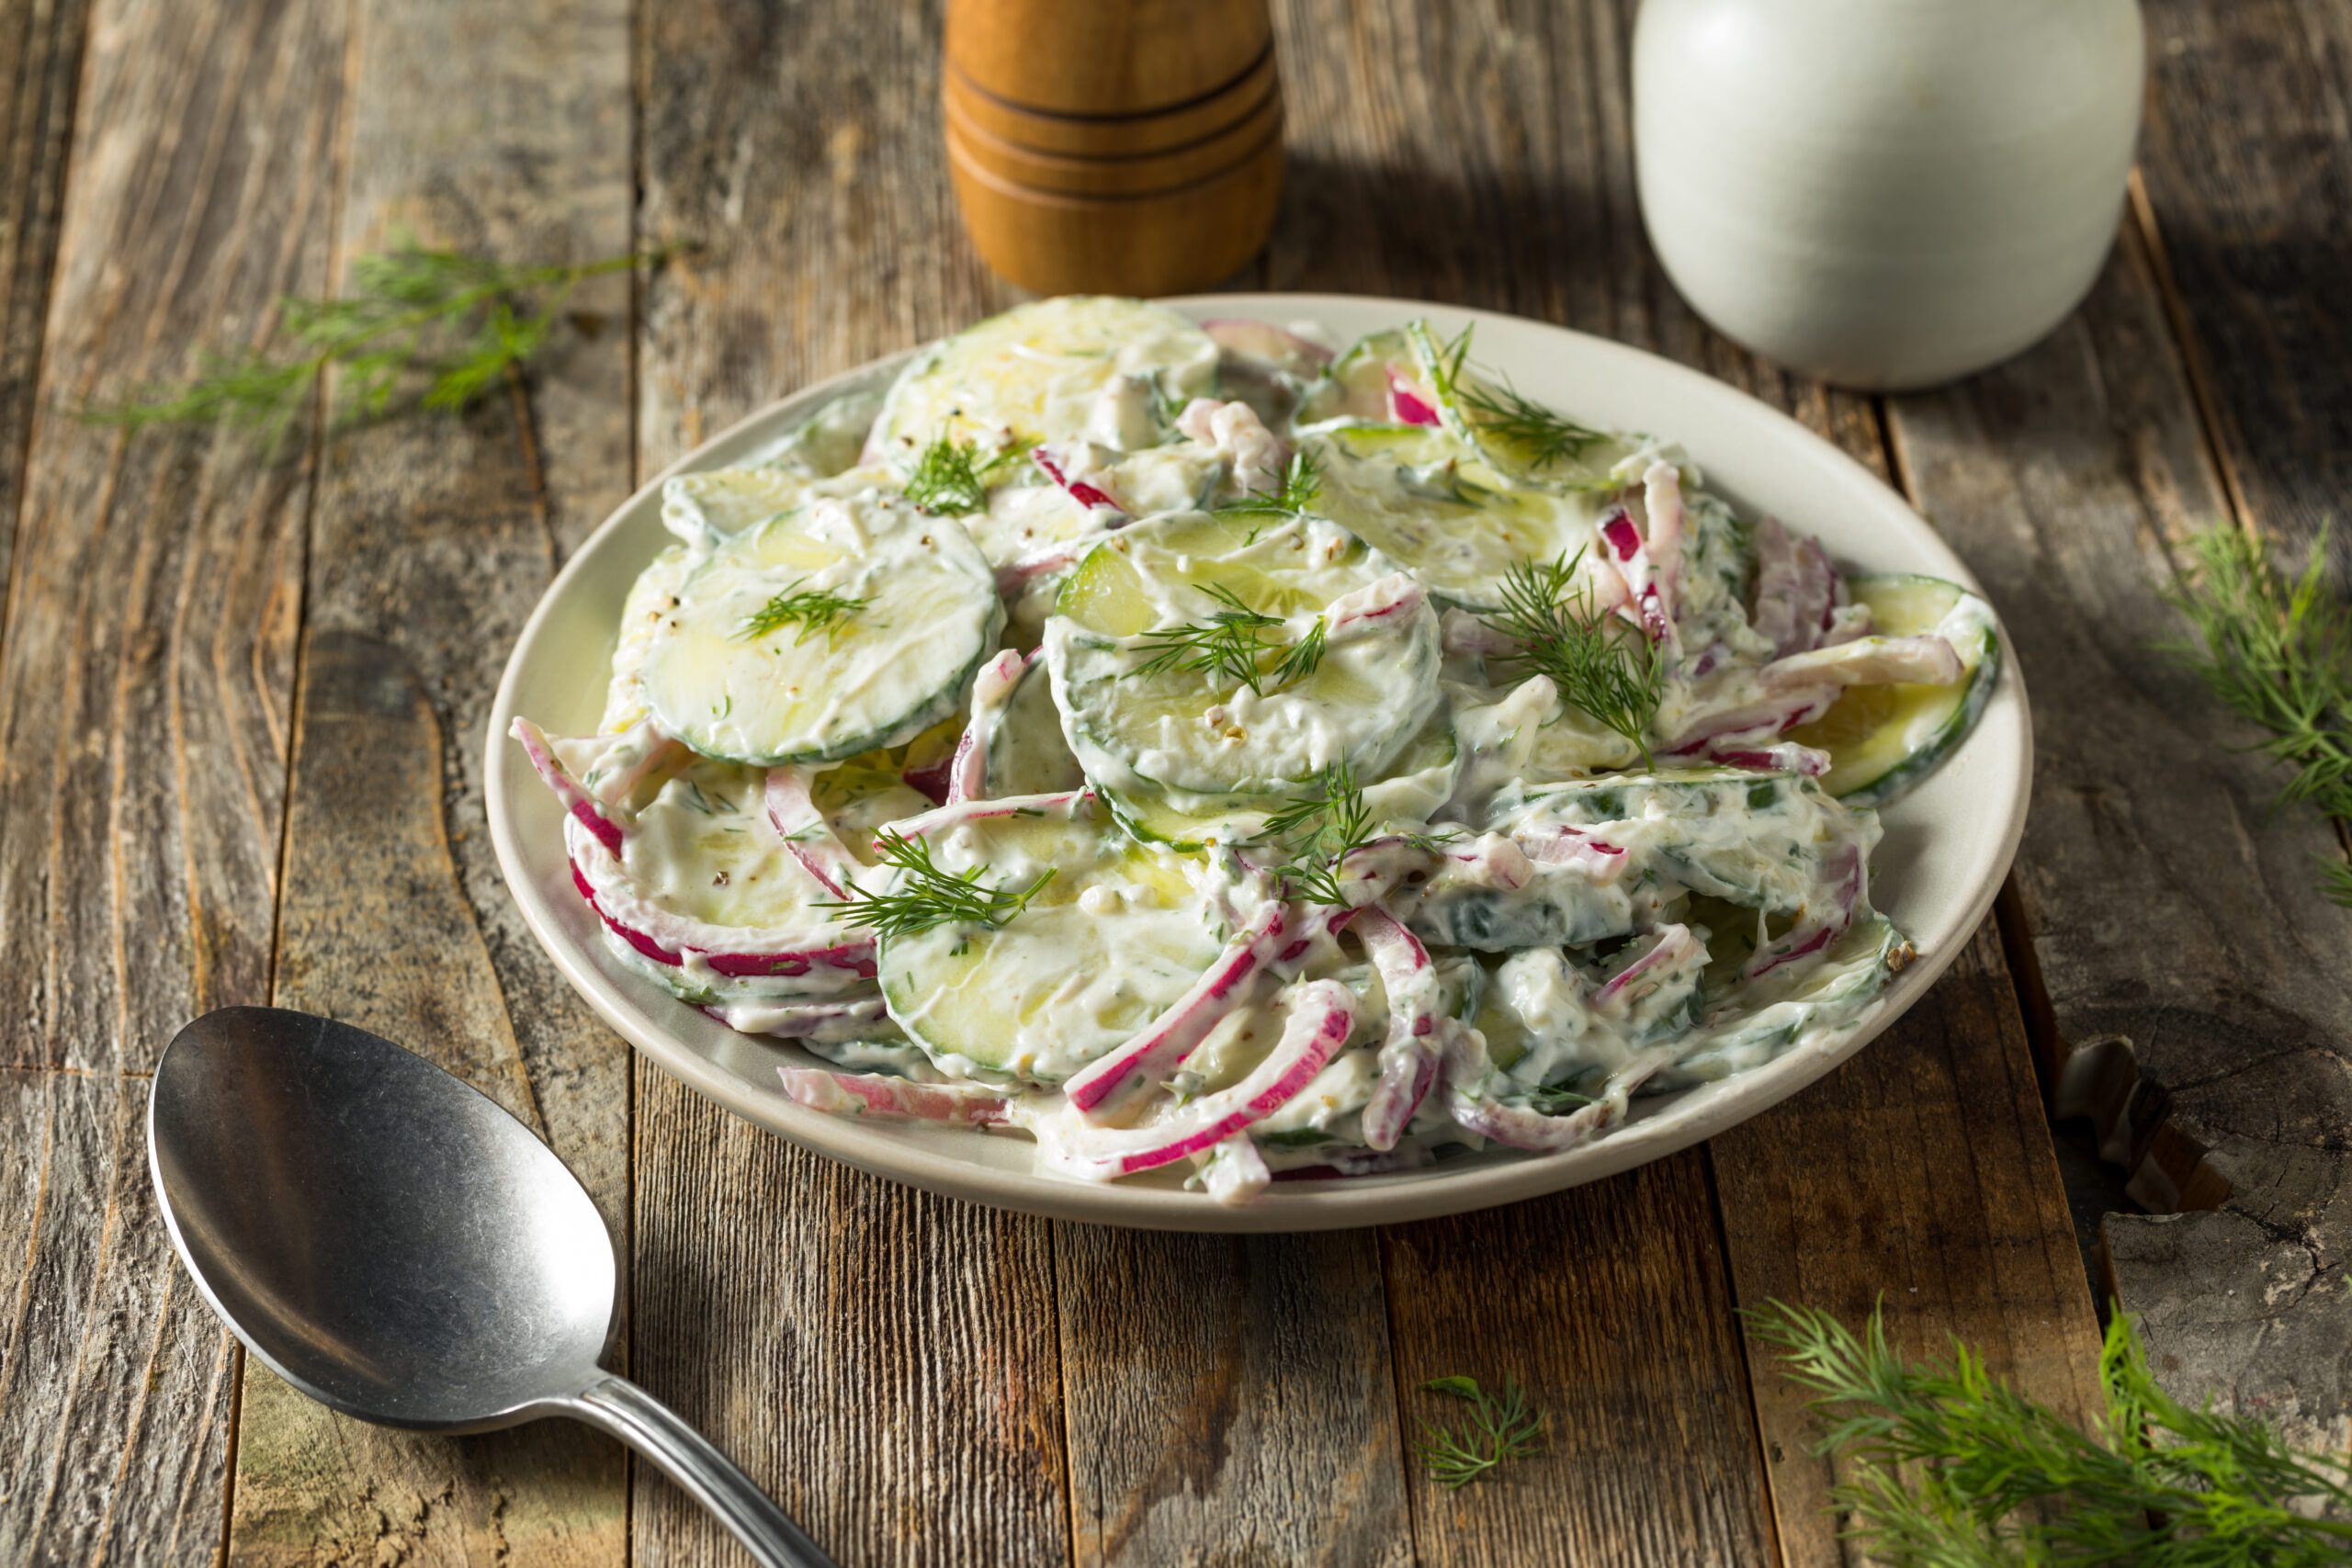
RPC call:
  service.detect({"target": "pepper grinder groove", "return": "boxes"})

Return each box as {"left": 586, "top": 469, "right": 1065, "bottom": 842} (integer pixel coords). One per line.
{"left": 944, "top": 0, "right": 1284, "bottom": 297}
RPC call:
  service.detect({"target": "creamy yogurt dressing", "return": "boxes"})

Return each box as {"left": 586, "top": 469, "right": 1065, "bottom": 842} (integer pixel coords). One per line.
{"left": 514, "top": 296, "right": 1993, "bottom": 1204}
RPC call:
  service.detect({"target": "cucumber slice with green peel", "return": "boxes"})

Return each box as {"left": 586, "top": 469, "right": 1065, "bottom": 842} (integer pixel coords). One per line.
{"left": 980, "top": 654, "right": 1087, "bottom": 799}
{"left": 1412, "top": 769, "right": 1879, "bottom": 951}
{"left": 1096, "top": 705, "right": 1461, "bottom": 852}
{"left": 866, "top": 296, "right": 1219, "bottom": 463}
{"left": 602, "top": 545, "right": 696, "bottom": 732}
{"left": 1291, "top": 328, "right": 1412, "bottom": 425}
{"left": 1054, "top": 512, "right": 1393, "bottom": 633}
{"left": 1498, "top": 769, "right": 1876, "bottom": 916}
{"left": 1046, "top": 512, "right": 1442, "bottom": 802}
{"left": 1300, "top": 423, "right": 1620, "bottom": 611}
{"left": 1050, "top": 614, "right": 1442, "bottom": 801}
{"left": 662, "top": 463, "right": 893, "bottom": 551}
{"left": 1402, "top": 320, "right": 1640, "bottom": 493}
{"left": 876, "top": 793, "right": 1263, "bottom": 1084}
{"left": 639, "top": 491, "right": 1002, "bottom": 765}
{"left": 1784, "top": 573, "right": 1999, "bottom": 808}
{"left": 761, "top": 389, "right": 884, "bottom": 478}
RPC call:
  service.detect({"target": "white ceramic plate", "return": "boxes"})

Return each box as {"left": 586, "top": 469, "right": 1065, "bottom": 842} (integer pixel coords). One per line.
{"left": 486, "top": 294, "right": 2030, "bottom": 1232}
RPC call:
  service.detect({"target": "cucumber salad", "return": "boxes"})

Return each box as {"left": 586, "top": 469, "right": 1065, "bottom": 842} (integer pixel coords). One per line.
{"left": 513, "top": 297, "right": 1998, "bottom": 1205}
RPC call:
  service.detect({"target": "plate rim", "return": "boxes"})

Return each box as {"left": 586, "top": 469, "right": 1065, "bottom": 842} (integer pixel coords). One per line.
{"left": 485, "top": 291, "right": 2032, "bottom": 1233}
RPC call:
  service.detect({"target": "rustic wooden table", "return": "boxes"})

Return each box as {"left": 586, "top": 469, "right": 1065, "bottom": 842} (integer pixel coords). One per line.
{"left": 3, "top": 0, "right": 2345, "bottom": 1562}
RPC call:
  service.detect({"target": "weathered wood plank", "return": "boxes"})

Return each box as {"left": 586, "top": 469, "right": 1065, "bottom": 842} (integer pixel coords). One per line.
{"left": 632, "top": 6, "right": 1077, "bottom": 1565}
{"left": 630, "top": 1077, "right": 1070, "bottom": 1567}
{"left": 236, "top": 632, "right": 628, "bottom": 1565}
{"left": 1889, "top": 220, "right": 2352, "bottom": 1451}
{"left": 1384, "top": 1158, "right": 1779, "bottom": 1565}
{"left": 1056, "top": 1227, "right": 1409, "bottom": 1568}
{"left": 0, "top": 0, "right": 340, "bottom": 1557}
{"left": 2136, "top": 0, "right": 2352, "bottom": 570}
{"left": 229, "top": 0, "right": 638, "bottom": 1560}
{"left": 0, "top": 1068, "right": 243, "bottom": 1564}
{"left": 0, "top": 0, "right": 89, "bottom": 594}
{"left": 1711, "top": 923, "right": 2109, "bottom": 1556}
{"left": 0, "top": 0, "right": 330, "bottom": 1075}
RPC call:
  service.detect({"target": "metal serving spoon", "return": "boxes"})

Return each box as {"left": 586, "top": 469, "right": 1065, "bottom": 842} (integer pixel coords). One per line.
{"left": 148, "top": 1006, "right": 833, "bottom": 1568}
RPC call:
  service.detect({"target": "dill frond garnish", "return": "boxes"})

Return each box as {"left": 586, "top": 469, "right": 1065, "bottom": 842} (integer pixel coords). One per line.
{"left": 2160, "top": 524, "right": 2352, "bottom": 906}
{"left": 1428, "top": 324, "right": 1607, "bottom": 470}
{"left": 1262, "top": 761, "right": 1374, "bottom": 907}
{"left": 1130, "top": 583, "right": 1327, "bottom": 696}
{"left": 1478, "top": 549, "right": 1665, "bottom": 766}
{"left": 903, "top": 435, "right": 993, "bottom": 514}
{"left": 816, "top": 829, "right": 1055, "bottom": 941}
{"left": 737, "top": 579, "right": 867, "bottom": 645}
{"left": 1747, "top": 1299, "right": 2352, "bottom": 1563}
{"left": 80, "top": 242, "right": 666, "bottom": 454}
{"left": 1412, "top": 1375, "right": 1547, "bottom": 1490}
{"left": 1215, "top": 450, "right": 1323, "bottom": 542}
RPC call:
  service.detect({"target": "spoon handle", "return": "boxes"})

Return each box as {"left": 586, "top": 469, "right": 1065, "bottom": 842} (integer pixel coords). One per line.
{"left": 568, "top": 1373, "right": 836, "bottom": 1567}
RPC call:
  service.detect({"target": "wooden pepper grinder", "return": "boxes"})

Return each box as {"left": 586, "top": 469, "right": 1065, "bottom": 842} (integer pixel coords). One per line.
{"left": 944, "top": 0, "right": 1283, "bottom": 297}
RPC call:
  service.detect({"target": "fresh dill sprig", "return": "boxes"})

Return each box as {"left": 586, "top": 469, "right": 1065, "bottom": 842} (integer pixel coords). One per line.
{"left": 816, "top": 829, "right": 1055, "bottom": 942}
{"left": 80, "top": 242, "right": 664, "bottom": 454}
{"left": 1262, "top": 761, "right": 1374, "bottom": 907}
{"left": 1412, "top": 1375, "right": 1547, "bottom": 1490}
{"left": 1747, "top": 1299, "right": 2352, "bottom": 1564}
{"left": 1215, "top": 450, "right": 1323, "bottom": 542}
{"left": 737, "top": 579, "right": 867, "bottom": 645}
{"left": 903, "top": 435, "right": 992, "bottom": 514}
{"left": 1479, "top": 549, "right": 1665, "bottom": 766}
{"left": 2159, "top": 524, "right": 2352, "bottom": 906}
{"left": 1427, "top": 324, "right": 1606, "bottom": 470}
{"left": 1131, "top": 583, "right": 1327, "bottom": 695}
{"left": 1523, "top": 1083, "right": 1594, "bottom": 1114}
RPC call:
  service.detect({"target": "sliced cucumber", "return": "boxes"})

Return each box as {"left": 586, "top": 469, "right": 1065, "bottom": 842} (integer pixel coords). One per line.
{"left": 602, "top": 545, "right": 695, "bottom": 732}
{"left": 639, "top": 491, "right": 1002, "bottom": 764}
{"left": 760, "top": 389, "right": 884, "bottom": 478}
{"left": 662, "top": 463, "right": 895, "bottom": 552}
{"left": 877, "top": 794, "right": 1257, "bottom": 1084}
{"left": 1100, "top": 705, "right": 1460, "bottom": 852}
{"left": 867, "top": 296, "right": 1218, "bottom": 463}
{"left": 1291, "top": 328, "right": 1410, "bottom": 425}
{"left": 1054, "top": 511, "right": 1391, "bottom": 632}
{"left": 1784, "top": 573, "right": 1999, "bottom": 808}
{"left": 1450, "top": 676, "right": 1644, "bottom": 810}
{"left": 620, "top": 761, "right": 822, "bottom": 926}
{"left": 980, "top": 655, "right": 1087, "bottom": 799}
{"left": 1499, "top": 769, "right": 1874, "bottom": 916}
{"left": 1046, "top": 513, "right": 1442, "bottom": 801}
{"left": 1403, "top": 321, "right": 1638, "bottom": 493}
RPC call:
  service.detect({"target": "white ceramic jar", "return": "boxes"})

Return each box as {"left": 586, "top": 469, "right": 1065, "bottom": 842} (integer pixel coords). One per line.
{"left": 1633, "top": 0, "right": 2145, "bottom": 390}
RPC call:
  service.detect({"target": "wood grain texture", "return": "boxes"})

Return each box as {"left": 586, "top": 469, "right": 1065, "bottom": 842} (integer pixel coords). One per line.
{"left": 1889, "top": 223, "right": 2352, "bottom": 1452}
{"left": 2137, "top": 0, "right": 2352, "bottom": 569}
{"left": 1712, "top": 923, "right": 2108, "bottom": 1557}
{"left": 0, "top": 0, "right": 338, "bottom": 1557}
{"left": 0, "top": 0, "right": 329, "bottom": 1075}
{"left": 1056, "top": 1227, "right": 1408, "bottom": 1568}
{"left": 230, "top": 0, "right": 638, "bottom": 1559}
{"left": 1384, "top": 1157, "right": 1777, "bottom": 1566}
{"left": 0, "top": 1068, "right": 243, "bottom": 1564}
{"left": 235, "top": 632, "right": 626, "bottom": 1566}
{"left": 0, "top": 0, "right": 88, "bottom": 597}
{"left": 636, "top": 0, "right": 1010, "bottom": 465}
{"left": 630, "top": 1077, "right": 1069, "bottom": 1567}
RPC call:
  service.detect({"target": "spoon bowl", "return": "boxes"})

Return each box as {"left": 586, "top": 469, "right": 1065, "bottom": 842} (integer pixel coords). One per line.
{"left": 150, "top": 1006, "right": 831, "bottom": 1566}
